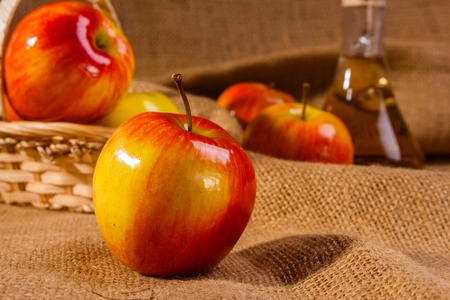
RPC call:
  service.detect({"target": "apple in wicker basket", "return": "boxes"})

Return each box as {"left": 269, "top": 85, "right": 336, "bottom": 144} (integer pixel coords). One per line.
{"left": 242, "top": 83, "right": 354, "bottom": 164}
{"left": 216, "top": 82, "right": 297, "bottom": 127}
{"left": 3, "top": 1, "right": 134, "bottom": 123}
{"left": 93, "top": 74, "right": 256, "bottom": 276}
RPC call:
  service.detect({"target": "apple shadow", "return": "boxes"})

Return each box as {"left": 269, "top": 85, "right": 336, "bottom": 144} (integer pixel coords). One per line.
{"left": 208, "top": 234, "right": 354, "bottom": 286}
{"left": 20, "top": 232, "right": 355, "bottom": 296}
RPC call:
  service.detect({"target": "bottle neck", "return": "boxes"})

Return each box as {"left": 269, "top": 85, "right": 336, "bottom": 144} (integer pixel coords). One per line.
{"left": 341, "top": 3, "right": 386, "bottom": 57}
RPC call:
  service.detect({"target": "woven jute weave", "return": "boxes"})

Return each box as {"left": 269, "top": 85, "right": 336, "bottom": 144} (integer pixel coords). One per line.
{"left": 1, "top": 0, "right": 449, "bottom": 299}
{"left": 1, "top": 153, "right": 449, "bottom": 299}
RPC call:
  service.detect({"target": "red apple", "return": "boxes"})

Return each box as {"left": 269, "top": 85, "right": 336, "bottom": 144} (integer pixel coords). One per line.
{"left": 242, "top": 84, "right": 354, "bottom": 164}
{"left": 216, "top": 82, "right": 296, "bottom": 127}
{"left": 93, "top": 74, "right": 256, "bottom": 276}
{"left": 3, "top": 1, "right": 134, "bottom": 123}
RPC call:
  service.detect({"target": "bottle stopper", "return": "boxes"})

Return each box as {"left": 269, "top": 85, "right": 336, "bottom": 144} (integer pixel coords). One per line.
{"left": 342, "top": 0, "right": 386, "bottom": 7}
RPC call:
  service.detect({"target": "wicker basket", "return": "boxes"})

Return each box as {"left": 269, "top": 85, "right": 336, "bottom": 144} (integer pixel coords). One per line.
{"left": 0, "top": 0, "right": 121, "bottom": 213}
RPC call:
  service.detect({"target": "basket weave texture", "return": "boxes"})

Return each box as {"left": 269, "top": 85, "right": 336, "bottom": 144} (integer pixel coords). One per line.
{"left": 0, "top": 123, "right": 114, "bottom": 212}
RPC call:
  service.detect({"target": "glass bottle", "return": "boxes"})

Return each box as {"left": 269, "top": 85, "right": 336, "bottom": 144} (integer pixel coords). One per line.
{"left": 323, "top": 0, "right": 424, "bottom": 168}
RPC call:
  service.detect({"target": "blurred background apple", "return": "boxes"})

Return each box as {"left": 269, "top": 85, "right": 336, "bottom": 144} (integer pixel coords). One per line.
{"left": 95, "top": 92, "right": 180, "bottom": 127}
{"left": 243, "top": 102, "right": 354, "bottom": 164}
{"left": 216, "top": 82, "right": 296, "bottom": 127}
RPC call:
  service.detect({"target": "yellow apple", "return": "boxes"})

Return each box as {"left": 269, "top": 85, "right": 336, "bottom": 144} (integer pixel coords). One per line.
{"left": 95, "top": 92, "right": 180, "bottom": 127}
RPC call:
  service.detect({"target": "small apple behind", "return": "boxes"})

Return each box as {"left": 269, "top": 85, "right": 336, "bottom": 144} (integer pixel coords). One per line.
{"left": 242, "top": 83, "right": 354, "bottom": 164}
{"left": 216, "top": 82, "right": 296, "bottom": 127}
{"left": 95, "top": 92, "right": 180, "bottom": 127}
{"left": 3, "top": 1, "right": 134, "bottom": 123}
{"left": 93, "top": 74, "right": 256, "bottom": 277}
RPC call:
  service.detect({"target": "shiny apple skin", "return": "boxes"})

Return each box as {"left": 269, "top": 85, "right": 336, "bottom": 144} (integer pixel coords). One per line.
{"left": 216, "top": 82, "right": 296, "bottom": 127}
{"left": 93, "top": 112, "right": 257, "bottom": 276}
{"left": 95, "top": 92, "right": 180, "bottom": 127}
{"left": 3, "top": 1, "right": 134, "bottom": 123}
{"left": 243, "top": 103, "right": 354, "bottom": 164}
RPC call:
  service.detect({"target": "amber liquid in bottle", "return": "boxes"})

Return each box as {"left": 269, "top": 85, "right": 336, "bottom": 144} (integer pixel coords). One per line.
{"left": 323, "top": 2, "right": 424, "bottom": 168}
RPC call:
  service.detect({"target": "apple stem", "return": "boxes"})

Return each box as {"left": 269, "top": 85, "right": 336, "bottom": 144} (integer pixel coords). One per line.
{"left": 301, "top": 82, "right": 310, "bottom": 121}
{"left": 172, "top": 73, "right": 192, "bottom": 132}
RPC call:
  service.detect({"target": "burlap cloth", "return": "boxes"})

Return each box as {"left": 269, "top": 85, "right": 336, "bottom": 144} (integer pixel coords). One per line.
{"left": 1, "top": 0, "right": 449, "bottom": 299}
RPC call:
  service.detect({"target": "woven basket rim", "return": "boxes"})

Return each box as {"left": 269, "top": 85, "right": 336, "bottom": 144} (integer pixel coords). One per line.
{"left": 0, "top": 120, "right": 115, "bottom": 141}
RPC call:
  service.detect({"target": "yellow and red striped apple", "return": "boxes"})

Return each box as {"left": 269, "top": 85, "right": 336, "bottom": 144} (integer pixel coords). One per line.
{"left": 243, "top": 102, "right": 354, "bottom": 164}
{"left": 93, "top": 74, "right": 256, "bottom": 276}
{"left": 3, "top": 1, "right": 134, "bottom": 123}
{"left": 216, "top": 82, "right": 296, "bottom": 127}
